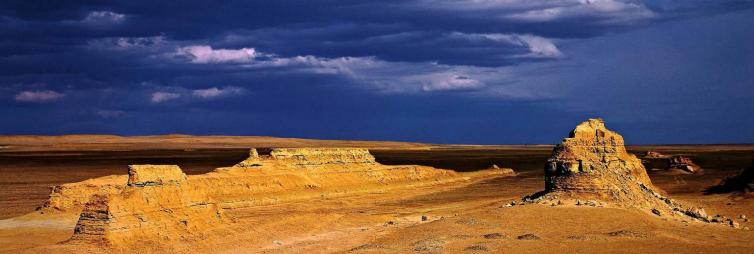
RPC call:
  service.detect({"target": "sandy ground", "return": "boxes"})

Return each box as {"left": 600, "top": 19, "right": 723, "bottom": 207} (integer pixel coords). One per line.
{"left": 0, "top": 136, "right": 753, "bottom": 253}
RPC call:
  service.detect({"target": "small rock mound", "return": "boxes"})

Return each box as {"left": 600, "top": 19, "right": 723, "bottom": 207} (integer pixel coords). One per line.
{"left": 666, "top": 156, "right": 703, "bottom": 174}
{"left": 487, "top": 164, "right": 516, "bottom": 175}
{"left": 526, "top": 118, "right": 724, "bottom": 224}
{"left": 644, "top": 151, "right": 668, "bottom": 158}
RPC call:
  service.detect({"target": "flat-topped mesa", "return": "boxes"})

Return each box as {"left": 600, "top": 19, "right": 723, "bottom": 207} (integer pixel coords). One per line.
{"left": 236, "top": 148, "right": 377, "bottom": 167}
{"left": 71, "top": 165, "right": 225, "bottom": 246}
{"left": 43, "top": 165, "right": 187, "bottom": 214}
{"left": 531, "top": 118, "right": 725, "bottom": 224}
{"left": 127, "top": 165, "right": 187, "bottom": 186}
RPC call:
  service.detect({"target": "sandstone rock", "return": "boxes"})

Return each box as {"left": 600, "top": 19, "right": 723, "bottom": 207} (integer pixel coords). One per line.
{"left": 44, "top": 148, "right": 471, "bottom": 214}
{"left": 644, "top": 151, "right": 668, "bottom": 158}
{"left": 729, "top": 219, "right": 741, "bottom": 229}
{"left": 528, "top": 118, "right": 717, "bottom": 222}
{"left": 517, "top": 234, "right": 540, "bottom": 240}
{"left": 652, "top": 208, "right": 662, "bottom": 216}
{"left": 39, "top": 175, "right": 126, "bottom": 213}
{"left": 127, "top": 165, "right": 187, "bottom": 187}
{"left": 71, "top": 165, "right": 226, "bottom": 246}
{"left": 542, "top": 119, "right": 654, "bottom": 197}
{"left": 487, "top": 164, "right": 516, "bottom": 175}
{"left": 667, "top": 156, "right": 703, "bottom": 174}
{"left": 236, "top": 148, "right": 377, "bottom": 167}
{"left": 54, "top": 148, "right": 484, "bottom": 247}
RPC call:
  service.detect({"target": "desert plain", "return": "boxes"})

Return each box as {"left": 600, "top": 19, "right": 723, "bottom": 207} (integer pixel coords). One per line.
{"left": 1, "top": 122, "right": 753, "bottom": 253}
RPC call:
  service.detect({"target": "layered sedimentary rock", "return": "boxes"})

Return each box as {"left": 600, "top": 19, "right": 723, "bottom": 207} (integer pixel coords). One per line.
{"left": 667, "top": 155, "right": 703, "bottom": 174}
{"left": 236, "top": 148, "right": 377, "bottom": 167}
{"left": 40, "top": 175, "right": 126, "bottom": 212}
{"left": 529, "top": 119, "right": 720, "bottom": 223}
{"left": 70, "top": 165, "right": 225, "bottom": 246}
{"left": 42, "top": 148, "right": 509, "bottom": 246}
{"left": 643, "top": 154, "right": 703, "bottom": 175}
{"left": 488, "top": 164, "right": 516, "bottom": 175}
{"left": 542, "top": 118, "right": 653, "bottom": 198}
{"left": 644, "top": 151, "right": 667, "bottom": 158}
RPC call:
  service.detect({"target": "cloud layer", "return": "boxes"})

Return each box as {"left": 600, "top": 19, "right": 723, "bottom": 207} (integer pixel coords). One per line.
{"left": 14, "top": 90, "right": 65, "bottom": 103}
{"left": 0, "top": 1, "right": 752, "bottom": 143}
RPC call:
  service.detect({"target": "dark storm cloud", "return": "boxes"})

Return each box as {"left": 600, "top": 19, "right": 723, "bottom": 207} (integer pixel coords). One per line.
{"left": 0, "top": 0, "right": 753, "bottom": 143}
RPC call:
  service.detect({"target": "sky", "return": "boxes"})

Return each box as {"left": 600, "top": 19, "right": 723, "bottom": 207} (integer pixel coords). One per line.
{"left": 0, "top": 0, "right": 753, "bottom": 144}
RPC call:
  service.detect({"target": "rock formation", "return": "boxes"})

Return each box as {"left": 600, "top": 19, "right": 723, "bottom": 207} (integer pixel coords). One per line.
{"left": 70, "top": 165, "right": 226, "bottom": 246}
{"left": 488, "top": 164, "right": 516, "bottom": 175}
{"left": 34, "top": 148, "right": 511, "bottom": 247}
{"left": 40, "top": 175, "right": 126, "bottom": 212}
{"left": 643, "top": 151, "right": 667, "bottom": 158}
{"left": 235, "top": 148, "right": 378, "bottom": 167}
{"left": 667, "top": 155, "right": 703, "bottom": 174}
{"left": 527, "top": 119, "right": 725, "bottom": 224}
{"left": 643, "top": 154, "right": 703, "bottom": 175}
{"left": 541, "top": 118, "right": 653, "bottom": 198}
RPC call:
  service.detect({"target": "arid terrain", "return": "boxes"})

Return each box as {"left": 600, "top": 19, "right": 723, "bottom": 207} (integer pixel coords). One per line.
{"left": 1, "top": 128, "right": 753, "bottom": 253}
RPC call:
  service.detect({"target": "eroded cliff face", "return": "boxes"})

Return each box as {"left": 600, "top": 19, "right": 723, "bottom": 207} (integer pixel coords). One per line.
{"left": 531, "top": 119, "right": 726, "bottom": 224}
{"left": 667, "top": 156, "right": 703, "bottom": 174}
{"left": 237, "top": 148, "right": 377, "bottom": 167}
{"left": 41, "top": 175, "right": 126, "bottom": 212}
{"left": 543, "top": 118, "right": 653, "bottom": 198}
{"left": 70, "top": 166, "right": 225, "bottom": 246}
{"left": 45, "top": 148, "right": 510, "bottom": 247}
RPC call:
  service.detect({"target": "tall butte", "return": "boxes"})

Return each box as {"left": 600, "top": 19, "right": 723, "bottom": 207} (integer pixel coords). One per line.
{"left": 528, "top": 118, "right": 727, "bottom": 224}
{"left": 544, "top": 118, "right": 653, "bottom": 200}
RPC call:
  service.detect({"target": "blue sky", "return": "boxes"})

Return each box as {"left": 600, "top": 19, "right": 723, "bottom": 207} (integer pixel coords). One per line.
{"left": 1, "top": 1, "right": 752, "bottom": 144}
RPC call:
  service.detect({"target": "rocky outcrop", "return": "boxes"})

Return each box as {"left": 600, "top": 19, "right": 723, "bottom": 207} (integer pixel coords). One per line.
{"left": 488, "top": 164, "right": 516, "bottom": 175}
{"left": 644, "top": 151, "right": 667, "bottom": 158}
{"left": 542, "top": 118, "right": 653, "bottom": 197}
{"left": 127, "top": 165, "right": 187, "bottom": 186}
{"left": 236, "top": 148, "right": 377, "bottom": 167}
{"left": 70, "top": 165, "right": 225, "bottom": 246}
{"left": 527, "top": 119, "right": 725, "bottom": 224}
{"left": 643, "top": 154, "right": 703, "bottom": 175}
{"left": 40, "top": 175, "right": 126, "bottom": 213}
{"left": 49, "top": 148, "right": 504, "bottom": 247}
{"left": 667, "top": 155, "right": 703, "bottom": 174}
